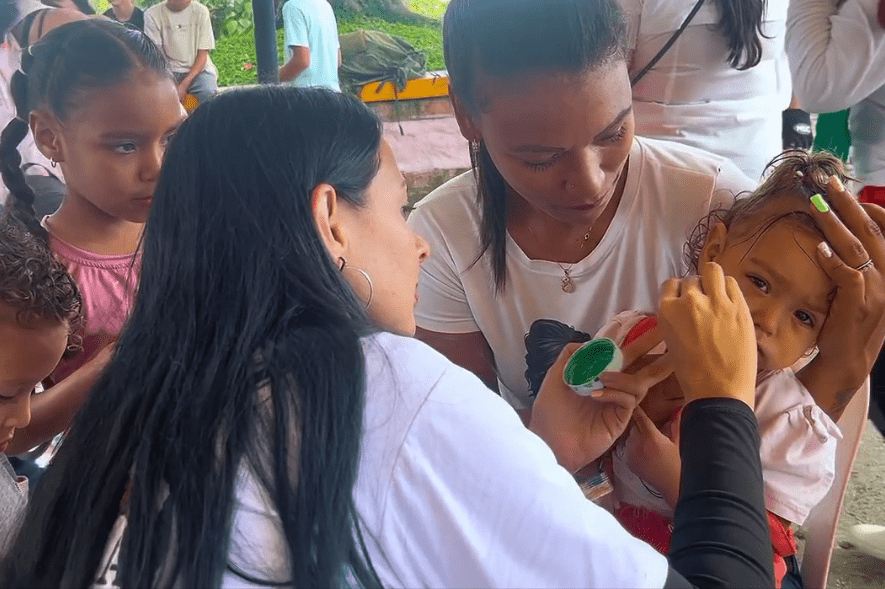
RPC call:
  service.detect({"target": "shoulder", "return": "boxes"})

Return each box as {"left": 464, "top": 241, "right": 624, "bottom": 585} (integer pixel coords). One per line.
{"left": 144, "top": 3, "right": 162, "bottom": 17}
{"left": 633, "top": 137, "right": 757, "bottom": 208}
{"left": 409, "top": 171, "right": 480, "bottom": 239}
{"left": 190, "top": 2, "right": 211, "bottom": 17}
{"left": 282, "top": 0, "right": 308, "bottom": 15}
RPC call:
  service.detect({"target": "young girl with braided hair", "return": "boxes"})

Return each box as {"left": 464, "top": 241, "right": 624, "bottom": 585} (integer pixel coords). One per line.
{"left": 0, "top": 18, "right": 183, "bottom": 455}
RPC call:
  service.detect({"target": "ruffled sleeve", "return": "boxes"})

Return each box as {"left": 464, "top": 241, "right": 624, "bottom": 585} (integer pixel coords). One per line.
{"left": 755, "top": 370, "right": 842, "bottom": 525}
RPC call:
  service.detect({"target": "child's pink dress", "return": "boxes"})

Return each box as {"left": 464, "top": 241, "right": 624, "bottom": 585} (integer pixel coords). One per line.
{"left": 46, "top": 228, "right": 139, "bottom": 384}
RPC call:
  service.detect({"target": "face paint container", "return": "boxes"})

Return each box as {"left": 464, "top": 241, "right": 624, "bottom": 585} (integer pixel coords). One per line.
{"left": 563, "top": 338, "right": 624, "bottom": 395}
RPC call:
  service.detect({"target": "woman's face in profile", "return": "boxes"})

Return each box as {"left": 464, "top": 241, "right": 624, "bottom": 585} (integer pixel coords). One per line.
{"left": 336, "top": 140, "right": 430, "bottom": 336}
{"left": 456, "top": 60, "right": 635, "bottom": 227}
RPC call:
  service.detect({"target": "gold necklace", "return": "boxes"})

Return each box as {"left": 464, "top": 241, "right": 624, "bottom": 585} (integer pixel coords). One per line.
{"left": 525, "top": 224, "right": 592, "bottom": 293}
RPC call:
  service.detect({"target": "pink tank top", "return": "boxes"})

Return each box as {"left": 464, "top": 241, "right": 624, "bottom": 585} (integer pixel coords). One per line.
{"left": 47, "top": 230, "right": 139, "bottom": 384}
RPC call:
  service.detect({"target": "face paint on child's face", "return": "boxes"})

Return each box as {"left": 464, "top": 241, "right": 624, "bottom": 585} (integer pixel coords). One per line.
{"left": 0, "top": 304, "right": 68, "bottom": 453}
{"left": 710, "top": 221, "right": 835, "bottom": 372}
{"left": 54, "top": 69, "right": 185, "bottom": 224}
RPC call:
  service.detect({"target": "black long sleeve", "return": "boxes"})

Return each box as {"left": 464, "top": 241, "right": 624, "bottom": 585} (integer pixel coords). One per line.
{"left": 663, "top": 398, "right": 775, "bottom": 588}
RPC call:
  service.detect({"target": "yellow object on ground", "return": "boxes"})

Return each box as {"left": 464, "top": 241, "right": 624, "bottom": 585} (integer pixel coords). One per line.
{"left": 359, "top": 71, "right": 449, "bottom": 103}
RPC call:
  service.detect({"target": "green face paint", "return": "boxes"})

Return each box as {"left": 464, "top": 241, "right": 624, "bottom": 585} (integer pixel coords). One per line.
{"left": 811, "top": 193, "right": 830, "bottom": 213}
{"left": 563, "top": 338, "right": 624, "bottom": 395}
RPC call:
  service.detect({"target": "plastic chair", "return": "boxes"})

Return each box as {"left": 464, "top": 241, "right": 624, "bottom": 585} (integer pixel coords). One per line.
{"left": 800, "top": 379, "right": 870, "bottom": 588}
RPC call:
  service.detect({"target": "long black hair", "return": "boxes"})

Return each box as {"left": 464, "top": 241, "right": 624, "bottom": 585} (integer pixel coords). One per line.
{"left": 443, "top": 0, "right": 628, "bottom": 291}
{"left": 0, "top": 19, "right": 170, "bottom": 243}
{"left": 712, "top": 0, "right": 768, "bottom": 70}
{"left": 2, "top": 87, "right": 384, "bottom": 588}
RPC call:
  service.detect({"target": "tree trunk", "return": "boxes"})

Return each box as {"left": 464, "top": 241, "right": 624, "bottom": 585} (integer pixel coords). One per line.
{"left": 329, "top": 0, "right": 437, "bottom": 24}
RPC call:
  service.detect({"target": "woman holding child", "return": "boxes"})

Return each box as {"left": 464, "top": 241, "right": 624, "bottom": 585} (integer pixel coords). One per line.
{"left": 413, "top": 0, "right": 885, "bottom": 426}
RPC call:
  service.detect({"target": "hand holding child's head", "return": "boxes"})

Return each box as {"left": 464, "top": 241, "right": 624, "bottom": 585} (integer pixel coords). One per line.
{"left": 686, "top": 151, "right": 847, "bottom": 372}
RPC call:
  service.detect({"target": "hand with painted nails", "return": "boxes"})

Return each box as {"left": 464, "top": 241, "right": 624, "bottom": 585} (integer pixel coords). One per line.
{"left": 530, "top": 327, "right": 673, "bottom": 473}
{"left": 657, "top": 262, "right": 757, "bottom": 409}
{"left": 800, "top": 176, "right": 885, "bottom": 419}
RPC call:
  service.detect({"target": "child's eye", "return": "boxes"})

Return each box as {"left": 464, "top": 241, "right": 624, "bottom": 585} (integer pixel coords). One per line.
{"left": 401, "top": 204, "right": 415, "bottom": 219}
{"left": 113, "top": 142, "right": 137, "bottom": 154}
{"left": 748, "top": 275, "right": 769, "bottom": 293}
{"left": 161, "top": 133, "right": 176, "bottom": 148}
{"left": 795, "top": 310, "right": 815, "bottom": 328}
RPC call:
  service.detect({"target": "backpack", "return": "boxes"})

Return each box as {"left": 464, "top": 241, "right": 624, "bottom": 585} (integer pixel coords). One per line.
{"left": 338, "top": 29, "right": 426, "bottom": 96}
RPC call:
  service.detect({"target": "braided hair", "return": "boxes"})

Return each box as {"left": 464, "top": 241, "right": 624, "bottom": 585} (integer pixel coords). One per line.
{"left": 0, "top": 18, "right": 171, "bottom": 243}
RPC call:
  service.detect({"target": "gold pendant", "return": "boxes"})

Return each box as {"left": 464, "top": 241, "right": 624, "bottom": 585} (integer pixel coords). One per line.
{"left": 561, "top": 273, "right": 576, "bottom": 293}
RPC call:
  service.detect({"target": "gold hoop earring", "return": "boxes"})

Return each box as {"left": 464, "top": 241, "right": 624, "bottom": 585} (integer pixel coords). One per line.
{"left": 338, "top": 257, "right": 374, "bottom": 311}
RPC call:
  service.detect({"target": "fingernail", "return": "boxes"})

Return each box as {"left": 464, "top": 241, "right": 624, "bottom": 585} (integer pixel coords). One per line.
{"left": 818, "top": 241, "right": 833, "bottom": 258}
{"left": 590, "top": 389, "right": 603, "bottom": 398}
{"left": 830, "top": 175, "right": 845, "bottom": 191}
{"left": 811, "top": 193, "right": 830, "bottom": 213}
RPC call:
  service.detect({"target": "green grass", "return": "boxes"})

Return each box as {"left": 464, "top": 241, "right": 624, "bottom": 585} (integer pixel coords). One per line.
{"left": 213, "top": 3, "right": 444, "bottom": 87}
{"left": 408, "top": 0, "right": 447, "bottom": 19}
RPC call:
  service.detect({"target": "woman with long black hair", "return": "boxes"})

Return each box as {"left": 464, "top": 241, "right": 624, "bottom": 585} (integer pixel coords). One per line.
{"left": 0, "top": 84, "right": 790, "bottom": 588}
{"left": 621, "top": 0, "right": 801, "bottom": 180}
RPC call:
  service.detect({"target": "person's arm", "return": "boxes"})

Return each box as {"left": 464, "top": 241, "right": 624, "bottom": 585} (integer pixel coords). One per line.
{"left": 415, "top": 327, "right": 498, "bottom": 392}
{"left": 6, "top": 344, "right": 113, "bottom": 455}
{"left": 666, "top": 398, "right": 775, "bottom": 587}
{"left": 177, "top": 49, "right": 208, "bottom": 98}
{"left": 281, "top": 1, "right": 310, "bottom": 83}
{"left": 797, "top": 178, "right": 885, "bottom": 421}
{"left": 143, "top": 8, "right": 161, "bottom": 49}
{"left": 786, "top": 0, "right": 885, "bottom": 113}
{"left": 279, "top": 45, "right": 310, "bottom": 83}
{"left": 623, "top": 407, "right": 681, "bottom": 508}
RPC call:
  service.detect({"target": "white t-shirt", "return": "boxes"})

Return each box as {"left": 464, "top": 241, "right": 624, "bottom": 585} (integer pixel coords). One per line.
{"left": 282, "top": 0, "right": 340, "bottom": 91}
{"left": 619, "top": 0, "right": 793, "bottom": 181}
{"left": 144, "top": 1, "right": 216, "bottom": 76}
{"left": 409, "top": 137, "right": 757, "bottom": 410}
{"left": 786, "top": 0, "right": 885, "bottom": 186}
{"left": 221, "top": 332, "right": 670, "bottom": 589}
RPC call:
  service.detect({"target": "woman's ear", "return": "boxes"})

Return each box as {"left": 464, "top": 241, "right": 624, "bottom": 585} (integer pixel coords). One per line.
{"left": 699, "top": 222, "right": 729, "bottom": 265}
{"left": 450, "top": 93, "right": 481, "bottom": 143}
{"left": 312, "top": 183, "right": 347, "bottom": 260}
{"left": 30, "top": 110, "right": 64, "bottom": 165}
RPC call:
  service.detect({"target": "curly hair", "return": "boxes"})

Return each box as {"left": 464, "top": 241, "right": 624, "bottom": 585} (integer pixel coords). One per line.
{"left": 0, "top": 215, "right": 81, "bottom": 354}
{"left": 685, "top": 150, "right": 851, "bottom": 273}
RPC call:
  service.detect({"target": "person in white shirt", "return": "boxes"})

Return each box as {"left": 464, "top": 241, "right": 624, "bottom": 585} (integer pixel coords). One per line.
{"left": 144, "top": 0, "right": 216, "bottom": 103}
{"left": 412, "top": 0, "right": 882, "bottom": 430}
{"left": 786, "top": 0, "right": 885, "bottom": 205}
{"left": 279, "top": 0, "right": 340, "bottom": 91}
{"left": 617, "top": 0, "right": 799, "bottom": 182}
{"left": 1, "top": 84, "right": 811, "bottom": 589}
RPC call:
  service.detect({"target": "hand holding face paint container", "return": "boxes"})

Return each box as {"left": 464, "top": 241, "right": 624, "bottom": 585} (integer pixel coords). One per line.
{"left": 563, "top": 338, "right": 624, "bottom": 395}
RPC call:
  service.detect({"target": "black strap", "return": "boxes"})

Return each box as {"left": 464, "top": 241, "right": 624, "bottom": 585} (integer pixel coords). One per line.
{"left": 17, "top": 9, "right": 43, "bottom": 47}
{"left": 630, "top": 0, "right": 707, "bottom": 86}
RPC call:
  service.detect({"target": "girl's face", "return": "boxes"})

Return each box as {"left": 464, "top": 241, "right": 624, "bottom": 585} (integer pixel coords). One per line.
{"left": 335, "top": 141, "right": 430, "bottom": 336}
{"left": 702, "top": 216, "right": 835, "bottom": 372}
{"left": 0, "top": 304, "right": 68, "bottom": 453}
{"left": 34, "top": 69, "right": 184, "bottom": 224}
{"left": 453, "top": 61, "right": 634, "bottom": 227}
